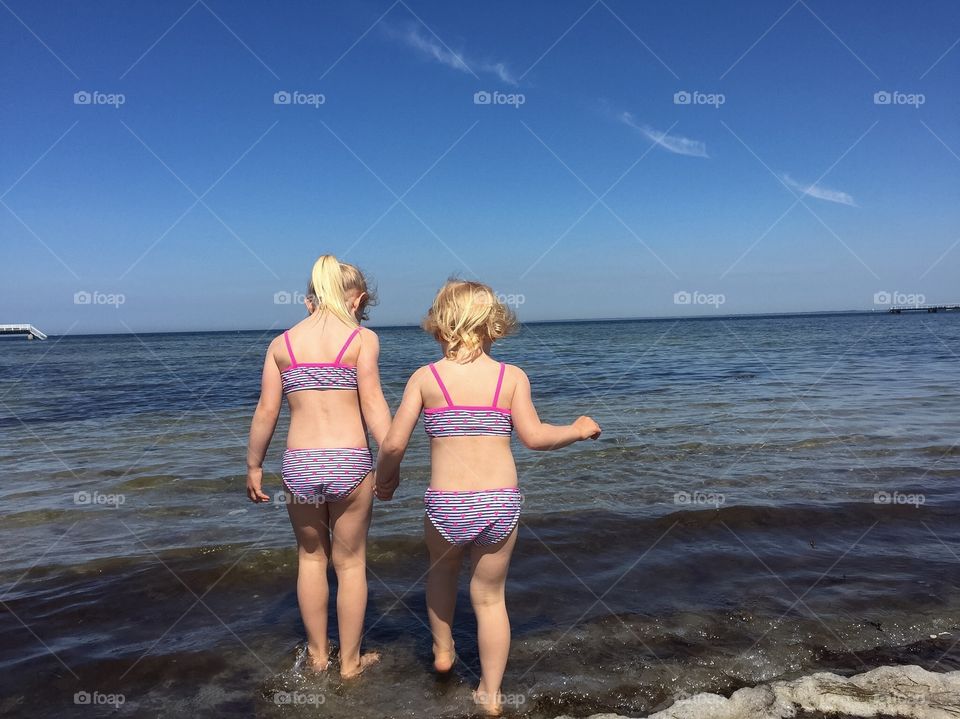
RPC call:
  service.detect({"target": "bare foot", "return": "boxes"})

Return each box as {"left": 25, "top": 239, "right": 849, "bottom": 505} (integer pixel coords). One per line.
{"left": 472, "top": 689, "right": 503, "bottom": 717}
{"left": 433, "top": 642, "right": 456, "bottom": 674}
{"left": 306, "top": 647, "right": 330, "bottom": 673}
{"left": 340, "top": 650, "right": 381, "bottom": 679}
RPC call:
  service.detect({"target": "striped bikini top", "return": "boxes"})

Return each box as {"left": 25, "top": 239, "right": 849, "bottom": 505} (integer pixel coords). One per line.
{"left": 423, "top": 361, "right": 513, "bottom": 438}
{"left": 281, "top": 328, "right": 360, "bottom": 394}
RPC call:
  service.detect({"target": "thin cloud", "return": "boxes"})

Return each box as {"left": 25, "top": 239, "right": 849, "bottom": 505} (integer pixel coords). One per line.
{"left": 391, "top": 24, "right": 517, "bottom": 85}
{"left": 620, "top": 112, "right": 708, "bottom": 158}
{"left": 781, "top": 173, "right": 856, "bottom": 206}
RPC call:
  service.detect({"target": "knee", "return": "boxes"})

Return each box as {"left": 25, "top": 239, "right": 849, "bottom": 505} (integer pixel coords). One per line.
{"left": 297, "top": 540, "right": 329, "bottom": 564}
{"left": 469, "top": 581, "right": 504, "bottom": 609}
{"left": 331, "top": 547, "right": 365, "bottom": 574}
{"left": 297, "top": 534, "right": 330, "bottom": 564}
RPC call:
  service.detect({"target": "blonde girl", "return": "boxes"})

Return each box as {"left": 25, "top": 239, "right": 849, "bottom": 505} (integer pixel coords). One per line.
{"left": 375, "top": 280, "right": 600, "bottom": 715}
{"left": 246, "top": 255, "right": 390, "bottom": 678}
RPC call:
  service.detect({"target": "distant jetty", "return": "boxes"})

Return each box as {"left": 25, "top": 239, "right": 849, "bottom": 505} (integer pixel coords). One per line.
{"left": 0, "top": 324, "right": 48, "bottom": 340}
{"left": 888, "top": 304, "right": 960, "bottom": 314}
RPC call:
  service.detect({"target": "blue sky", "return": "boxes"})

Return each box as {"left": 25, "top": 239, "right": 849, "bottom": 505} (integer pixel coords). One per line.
{"left": 1, "top": 0, "right": 958, "bottom": 333}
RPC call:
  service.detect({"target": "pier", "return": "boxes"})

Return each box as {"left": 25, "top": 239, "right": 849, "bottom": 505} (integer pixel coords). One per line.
{"left": 888, "top": 305, "right": 960, "bottom": 314}
{"left": 0, "top": 324, "right": 48, "bottom": 340}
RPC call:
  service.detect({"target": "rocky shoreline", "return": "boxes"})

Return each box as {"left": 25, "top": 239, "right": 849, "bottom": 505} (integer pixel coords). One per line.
{"left": 556, "top": 665, "right": 960, "bottom": 719}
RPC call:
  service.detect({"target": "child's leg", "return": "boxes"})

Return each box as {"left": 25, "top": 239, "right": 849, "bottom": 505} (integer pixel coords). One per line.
{"left": 469, "top": 527, "right": 518, "bottom": 714}
{"left": 424, "top": 515, "right": 464, "bottom": 672}
{"left": 328, "top": 473, "right": 378, "bottom": 678}
{"left": 285, "top": 492, "right": 332, "bottom": 669}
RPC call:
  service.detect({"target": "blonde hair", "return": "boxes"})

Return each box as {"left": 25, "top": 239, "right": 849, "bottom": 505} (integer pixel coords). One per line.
{"left": 422, "top": 280, "right": 517, "bottom": 360}
{"left": 306, "top": 255, "right": 376, "bottom": 325}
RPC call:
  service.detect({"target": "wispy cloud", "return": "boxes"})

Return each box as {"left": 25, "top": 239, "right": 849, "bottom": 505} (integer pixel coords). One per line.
{"left": 390, "top": 24, "right": 517, "bottom": 85}
{"left": 619, "top": 112, "right": 708, "bottom": 158}
{"left": 781, "top": 173, "right": 856, "bottom": 206}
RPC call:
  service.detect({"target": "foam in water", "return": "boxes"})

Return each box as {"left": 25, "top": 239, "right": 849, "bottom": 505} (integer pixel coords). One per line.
{"left": 554, "top": 665, "right": 960, "bottom": 719}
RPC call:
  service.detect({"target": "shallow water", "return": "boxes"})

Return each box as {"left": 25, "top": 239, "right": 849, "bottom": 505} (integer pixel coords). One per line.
{"left": 1, "top": 313, "right": 959, "bottom": 717}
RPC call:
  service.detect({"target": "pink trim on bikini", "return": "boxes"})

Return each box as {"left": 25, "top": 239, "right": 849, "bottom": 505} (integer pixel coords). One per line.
{"left": 280, "top": 328, "right": 360, "bottom": 373}
{"left": 283, "top": 331, "right": 297, "bottom": 368}
{"left": 429, "top": 363, "right": 455, "bottom": 406}
{"left": 423, "top": 406, "right": 511, "bottom": 414}
{"left": 335, "top": 328, "right": 361, "bottom": 364}
{"left": 492, "top": 362, "right": 506, "bottom": 407}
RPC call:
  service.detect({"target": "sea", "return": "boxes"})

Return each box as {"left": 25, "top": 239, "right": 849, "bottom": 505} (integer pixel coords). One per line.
{"left": 1, "top": 311, "right": 959, "bottom": 717}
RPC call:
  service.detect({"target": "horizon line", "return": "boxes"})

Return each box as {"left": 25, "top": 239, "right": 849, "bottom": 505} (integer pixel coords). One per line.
{"left": 8, "top": 307, "right": 922, "bottom": 338}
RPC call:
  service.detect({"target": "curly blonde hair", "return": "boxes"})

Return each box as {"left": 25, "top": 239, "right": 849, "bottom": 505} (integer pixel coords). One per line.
{"left": 422, "top": 279, "right": 517, "bottom": 360}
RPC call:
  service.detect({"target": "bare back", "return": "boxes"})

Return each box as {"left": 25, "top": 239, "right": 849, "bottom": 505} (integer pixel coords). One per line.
{"left": 276, "top": 315, "right": 368, "bottom": 449}
{"left": 421, "top": 355, "right": 519, "bottom": 491}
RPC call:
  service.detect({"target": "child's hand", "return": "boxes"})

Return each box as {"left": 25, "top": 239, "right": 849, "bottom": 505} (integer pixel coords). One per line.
{"left": 375, "top": 472, "right": 399, "bottom": 501}
{"left": 246, "top": 467, "right": 270, "bottom": 503}
{"left": 574, "top": 416, "right": 601, "bottom": 440}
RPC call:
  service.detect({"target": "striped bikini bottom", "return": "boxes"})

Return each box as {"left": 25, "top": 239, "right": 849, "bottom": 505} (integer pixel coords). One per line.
{"left": 281, "top": 447, "right": 373, "bottom": 504}
{"left": 424, "top": 487, "right": 522, "bottom": 546}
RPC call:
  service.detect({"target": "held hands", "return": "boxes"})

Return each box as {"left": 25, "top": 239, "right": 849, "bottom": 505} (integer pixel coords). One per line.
{"left": 574, "top": 415, "right": 602, "bottom": 441}
{"left": 375, "top": 470, "right": 400, "bottom": 501}
{"left": 246, "top": 466, "right": 270, "bottom": 503}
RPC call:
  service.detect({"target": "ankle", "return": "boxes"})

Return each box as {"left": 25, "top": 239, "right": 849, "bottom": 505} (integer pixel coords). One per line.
{"left": 475, "top": 684, "right": 501, "bottom": 701}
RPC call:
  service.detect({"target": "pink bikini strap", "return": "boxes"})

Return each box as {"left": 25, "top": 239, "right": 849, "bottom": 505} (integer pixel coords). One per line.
{"left": 283, "top": 331, "right": 297, "bottom": 367}
{"left": 492, "top": 362, "right": 506, "bottom": 407}
{"left": 429, "top": 363, "right": 454, "bottom": 406}
{"left": 335, "top": 328, "right": 361, "bottom": 364}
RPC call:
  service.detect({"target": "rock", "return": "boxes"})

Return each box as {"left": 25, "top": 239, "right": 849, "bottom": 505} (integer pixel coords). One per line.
{"left": 554, "top": 665, "right": 960, "bottom": 719}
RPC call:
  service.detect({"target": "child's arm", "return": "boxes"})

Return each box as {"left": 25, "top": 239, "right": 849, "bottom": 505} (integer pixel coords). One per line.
{"left": 246, "top": 340, "right": 284, "bottom": 502}
{"left": 374, "top": 369, "right": 425, "bottom": 500}
{"left": 511, "top": 368, "right": 601, "bottom": 450}
{"left": 356, "top": 328, "right": 392, "bottom": 447}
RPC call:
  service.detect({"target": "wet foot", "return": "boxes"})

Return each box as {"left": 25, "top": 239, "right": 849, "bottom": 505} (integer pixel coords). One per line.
{"left": 433, "top": 642, "right": 456, "bottom": 674}
{"left": 340, "top": 650, "right": 381, "bottom": 679}
{"left": 306, "top": 647, "right": 330, "bottom": 673}
{"left": 472, "top": 689, "right": 503, "bottom": 717}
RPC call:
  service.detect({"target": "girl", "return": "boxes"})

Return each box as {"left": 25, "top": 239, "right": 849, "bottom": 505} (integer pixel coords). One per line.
{"left": 246, "top": 255, "right": 390, "bottom": 678}
{"left": 375, "top": 280, "right": 601, "bottom": 715}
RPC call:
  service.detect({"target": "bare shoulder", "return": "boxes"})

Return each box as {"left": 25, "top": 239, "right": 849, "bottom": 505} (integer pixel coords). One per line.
{"left": 268, "top": 334, "right": 285, "bottom": 354}
{"left": 502, "top": 363, "right": 529, "bottom": 384}
{"left": 358, "top": 326, "right": 380, "bottom": 347}
{"left": 406, "top": 364, "right": 435, "bottom": 387}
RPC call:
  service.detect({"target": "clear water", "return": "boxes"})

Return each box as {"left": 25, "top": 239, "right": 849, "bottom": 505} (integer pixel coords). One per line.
{"left": 1, "top": 313, "right": 959, "bottom": 717}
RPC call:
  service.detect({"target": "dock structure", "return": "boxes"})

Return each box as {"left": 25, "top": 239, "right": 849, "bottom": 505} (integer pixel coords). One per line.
{"left": 888, "top": 305, "right": 960, "bottom": 314}
{"left": 0, "top": 324, "right": 48, "bottom": 340}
